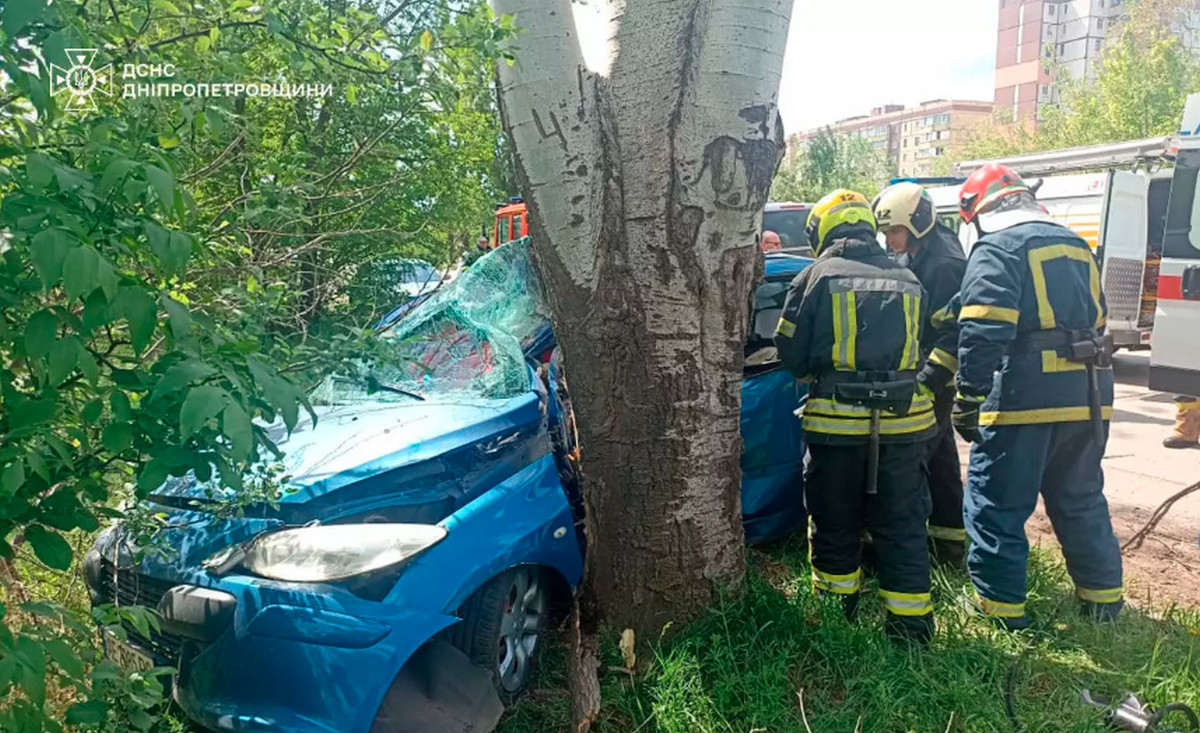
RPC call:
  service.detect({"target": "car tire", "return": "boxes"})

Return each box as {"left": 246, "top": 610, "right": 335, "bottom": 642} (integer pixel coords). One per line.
{"left": 446, "top": 567, "right": 549, "bottom": 702}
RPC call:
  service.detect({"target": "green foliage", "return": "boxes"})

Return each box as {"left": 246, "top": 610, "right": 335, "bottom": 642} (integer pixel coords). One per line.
{"left": 772, "top": 128, "right": 892, "bottom": 203}
{"left": 500, "top": 547, "right": 1200, "bottom": 733}
{"left": 0, "top": 0, "right": 511, "bottom": 728}
{"left": 958, "top": 0, "right": 1200, "bottom": 161}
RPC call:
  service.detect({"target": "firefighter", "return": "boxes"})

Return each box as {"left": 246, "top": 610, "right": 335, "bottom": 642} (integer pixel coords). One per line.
{"left": 1164, "top": 395, "right": 1200, "bottom": 449}
{"left": 953, "top": 164, "right": 1123, "bottom": 630}
{"left": 872, "top": 183, "right": 968, "bottom": 568}
{"left": 775, "top": 189, "right": 938, "bottom": 644}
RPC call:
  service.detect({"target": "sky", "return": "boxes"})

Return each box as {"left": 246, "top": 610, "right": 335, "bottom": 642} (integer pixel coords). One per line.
{"left": 778, "top": 0, "right": 1000, "bottom": 134}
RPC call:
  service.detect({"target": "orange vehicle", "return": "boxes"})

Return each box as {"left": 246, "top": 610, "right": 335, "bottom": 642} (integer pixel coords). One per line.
{"left": 490, "top": 197, "right": 529, "bottom": 249}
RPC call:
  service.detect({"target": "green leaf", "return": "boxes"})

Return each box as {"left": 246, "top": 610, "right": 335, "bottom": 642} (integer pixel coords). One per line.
{"left": 26, "top": 450, "right": 49, "bottom": 481}
{"left": 26, "top": 152, "right": 55, "bottom": 191}
{"left": 24, "top": 525, "right": 72, "bottom": 570}
{"left": 82, "top": 399, "right": 103, "bottom": 423}
{"left": 129, "top": 707, "right": 156, "bottom": 731}
{"left": 82, "top": 290, "right": 112, "bottom": 332}
{"left": 110, "top": 391, "right": 132, "bottom": 421}
{"left": 143, "top": 164, "right": 175, "bottom": 215}
{"left": 45, "top": 639, "right": 84, "bottom": 679}
{"left": 421, "top": 29, "right": 434, "bottom": 51}
{"left": 95, "top": 256, "right": 120, "bottom": 301}
{"left": 66, "top": 701, "right": 108, "bottom": 725}
{"left": 0, "top": 652, "right": 15, "bottom": 693}
{"left": 157, "top": 133, "right": 181, "bottom": 149}
{"left": 195, "top": 35, "right": 211, "bottom": 53}
{"left": 1, "top": 460, "right": 25, "bottom": 497}
{"left": 346, "top": 84, "right": 358, "bottom": 105}
{"left": 24, "top": 309, "right": 57, "bottom": 358}
{"left": 222, "top": 402, "right": 253, "bottom": 460}
{"left": 136, "top": 459, "right": 169, "bottom": 494}
{"left": 102, "top": 423, "right": 133, "bottom": 453}
{"left": 150, "top": 360, "right": 217, "bottom": 403}
{"left": 114, "top": 287, "right": 158, "bottom": 354}
{"left": 5, "top": 0, "right": 49, "bottom": 37}
{"left": 62, "top": 246, "right": 99, "bottom": 300}
{"left": 248, "top": 358, "right": 300, "bottom": 432}
{"left": 77, "top": 345, "right": 99, "bottom": 386}
{"left": 145, "top": 224, "right": 193, "bottom": 275}
{"left": 10, "top": 399, "right": 58, "bottom": 432}
{"left": 30, "top": 229, "right": 74, "bottom": 287}
{"left": 161, "top": 295, "right": 192, "bottom": 340}
{"left": 48, "top": 336, "right": 79, "bottom": 384}
{"left": 99, "top": 157, "right": 137, "bottom": 192}
{"left": 180, "top": 385, "right": 231, "bottom": 440}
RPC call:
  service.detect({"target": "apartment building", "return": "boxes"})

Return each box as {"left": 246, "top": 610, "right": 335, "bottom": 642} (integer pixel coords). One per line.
{"left": 995, "top": 0, "right": 1200, "bottom": 123}
{"left": 790, "top": 100, "right": 994, "bottom": 178}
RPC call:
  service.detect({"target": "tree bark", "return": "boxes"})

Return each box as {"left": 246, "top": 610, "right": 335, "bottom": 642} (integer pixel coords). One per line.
{"left": 494, "top": 0, "right": 790, "bottom": 634}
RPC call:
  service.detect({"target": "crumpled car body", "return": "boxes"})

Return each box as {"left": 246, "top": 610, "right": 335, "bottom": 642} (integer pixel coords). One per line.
{"left": 83, "top": 241, "right": 812, "bottom": 733}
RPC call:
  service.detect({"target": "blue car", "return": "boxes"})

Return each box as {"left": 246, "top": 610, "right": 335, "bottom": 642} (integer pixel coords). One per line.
{"left": 83, "top": 240, "right": 811, "bottom": 733}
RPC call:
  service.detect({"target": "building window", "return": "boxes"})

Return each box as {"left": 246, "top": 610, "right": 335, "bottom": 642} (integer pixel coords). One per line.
{"left": 1094, "top": 38, "right": 1103, "bottom": 52}
{"left": 1097, "top": 18, "right": 1104, "bottom": 30}
{"left": 1047, "top": 4, "right": 1055, "bottom": 15}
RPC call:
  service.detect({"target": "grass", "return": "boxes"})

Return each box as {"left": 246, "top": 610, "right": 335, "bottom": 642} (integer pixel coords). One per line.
{"left": 499, "top": 539, "right": 1200, "bottom": 733}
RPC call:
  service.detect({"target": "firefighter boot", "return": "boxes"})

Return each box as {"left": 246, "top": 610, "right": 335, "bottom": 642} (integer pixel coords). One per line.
{"left": 1163, "top": 397, "right": 1200, "bottom": 449}
{"left": 1080, "top": 599, "right": 1124, "bottom": 623}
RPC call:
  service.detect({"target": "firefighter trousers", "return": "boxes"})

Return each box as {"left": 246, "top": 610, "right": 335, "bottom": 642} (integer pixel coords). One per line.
{"left": 924, "top": 387, "right": 966, "bottom": 552}
{"left": 964, "top": 421, "right": 1123, "bottom": 622}
{"left": 805, "top": 442, "right": 933, "bottom": 641}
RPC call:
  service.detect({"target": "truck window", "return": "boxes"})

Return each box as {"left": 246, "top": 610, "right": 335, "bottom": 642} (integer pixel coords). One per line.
{"left": 1148, "top": 177, "right": 1171, "bottom": 255}
{"left": 497, "top": 215, "right": 512, "bottom": 246}
{"left": 763, "top": 208, "right": 812, "bottom": 252}
{"left": 513, "top": 213, "right": 525, "bottom": 239}
{"left": 1164, "top": 149, "right": 1200, "bottom": 260}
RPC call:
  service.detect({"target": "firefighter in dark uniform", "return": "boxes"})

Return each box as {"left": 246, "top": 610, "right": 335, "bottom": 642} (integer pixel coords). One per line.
{"left": 872, "top": 182, "right": 968, "bottom": 568}
{"left": 775, "top": 189, "right": 938, "bottom": 644}
{"left": 953, "top": 164, "right": 1123, "bottom": 630}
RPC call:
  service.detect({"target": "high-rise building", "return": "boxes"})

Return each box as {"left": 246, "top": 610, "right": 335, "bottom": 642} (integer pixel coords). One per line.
{"left": 995, "top": 0, "right": 1200, "bottom": 123}
{"left": 789, "top": 100, "right": 995, "bottom": 178}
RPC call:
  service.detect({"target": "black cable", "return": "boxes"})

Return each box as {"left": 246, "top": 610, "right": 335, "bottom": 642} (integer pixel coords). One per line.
{"left": 1150, "top": 702, "right": 1200, "bottom": 732}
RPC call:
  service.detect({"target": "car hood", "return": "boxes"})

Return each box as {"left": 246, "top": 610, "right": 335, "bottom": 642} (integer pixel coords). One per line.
{"left": 151, "top": 391, "right": 543, "bottom": 508}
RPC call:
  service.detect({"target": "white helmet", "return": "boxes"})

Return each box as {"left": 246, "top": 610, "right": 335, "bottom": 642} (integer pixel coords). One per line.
{"left": 872, "top": 182, "right": 936, "bottom": 239}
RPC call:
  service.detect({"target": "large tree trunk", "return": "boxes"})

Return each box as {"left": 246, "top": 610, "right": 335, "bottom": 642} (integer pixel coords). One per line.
{"left": 494, "top": 0, "right": 790, "bottom": 634}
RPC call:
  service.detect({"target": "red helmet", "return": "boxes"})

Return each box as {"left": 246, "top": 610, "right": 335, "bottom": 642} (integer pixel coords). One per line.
{"left": 959, "top": 163, "right": 1033, "bottom": 225}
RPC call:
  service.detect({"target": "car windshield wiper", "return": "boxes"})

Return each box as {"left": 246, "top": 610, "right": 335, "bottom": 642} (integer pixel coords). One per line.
{"left": 365, "top": 374, "right": 426, "bottom": 401}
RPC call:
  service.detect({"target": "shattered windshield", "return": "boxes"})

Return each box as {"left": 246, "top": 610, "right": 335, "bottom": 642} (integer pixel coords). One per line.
{"left": 311, "top": 238, "right": 549, "bottom": 404}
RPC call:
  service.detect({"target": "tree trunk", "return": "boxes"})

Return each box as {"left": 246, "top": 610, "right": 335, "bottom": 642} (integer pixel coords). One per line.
{"left": 494, "top": 0, "right": 790, "bottom": 634}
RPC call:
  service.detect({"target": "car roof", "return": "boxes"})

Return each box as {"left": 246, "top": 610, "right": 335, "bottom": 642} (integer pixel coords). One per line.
{"left": 763, "top": 252, "right": 813, "bottom": 279}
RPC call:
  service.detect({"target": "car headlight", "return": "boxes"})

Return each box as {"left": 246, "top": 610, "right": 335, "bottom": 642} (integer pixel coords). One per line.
{"left": 206, "top": 523, "right": 447, "bottom": 583}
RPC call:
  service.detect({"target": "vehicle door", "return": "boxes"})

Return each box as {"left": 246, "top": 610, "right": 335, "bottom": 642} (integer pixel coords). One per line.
{"left": 1099, "top": 170, "right": 1151, "bottom": 339}
{"left": 1149, "top": 148, "right": 1200, "bottom": 395}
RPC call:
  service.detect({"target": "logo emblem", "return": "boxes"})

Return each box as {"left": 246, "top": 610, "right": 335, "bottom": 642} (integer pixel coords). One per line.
{"left": 49, "top": 49, "right": 113, "bottom": 112}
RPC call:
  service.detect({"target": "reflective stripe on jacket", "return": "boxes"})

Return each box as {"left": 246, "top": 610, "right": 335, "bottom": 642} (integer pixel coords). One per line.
{"left": 774, "top": 237, "right": 937, "bottom": 445}
{"left": 957, "top": 220, "right": 1114, "bottom": 425}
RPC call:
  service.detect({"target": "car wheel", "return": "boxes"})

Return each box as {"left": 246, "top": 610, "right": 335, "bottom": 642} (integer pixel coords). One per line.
{"left": 446, "top": 567, "right": 549, "bottom": 700}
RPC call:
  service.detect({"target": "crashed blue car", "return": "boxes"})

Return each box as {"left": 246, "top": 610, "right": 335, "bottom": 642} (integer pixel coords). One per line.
{"left": 83, "top": 240, "right": 811, "bottom": 733}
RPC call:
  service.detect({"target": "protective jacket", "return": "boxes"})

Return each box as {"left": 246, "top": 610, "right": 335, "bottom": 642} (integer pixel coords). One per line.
{"left": 908, "top": 223, "right": 966, "bottom": 374}
{"left": 775, "top": 237, "right": 937, "bottom": 444}
{"left": 957, "top": 220, "right": 1114, "bottom": 426}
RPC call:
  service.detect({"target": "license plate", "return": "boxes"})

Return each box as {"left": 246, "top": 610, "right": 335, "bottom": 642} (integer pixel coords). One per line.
{"left": 103, "top": 629, "right": 154, "bottom": 672}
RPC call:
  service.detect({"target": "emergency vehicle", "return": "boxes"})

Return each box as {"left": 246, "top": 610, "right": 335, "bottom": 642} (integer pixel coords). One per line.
{"left": 919, "top": 138, "right": 1175, "bottom": 352}
{"left": 490, "top": 197, "right": 529, "bottom": 249}
{"left": 914, "top": 94, "right": 1200, "bottom": 394}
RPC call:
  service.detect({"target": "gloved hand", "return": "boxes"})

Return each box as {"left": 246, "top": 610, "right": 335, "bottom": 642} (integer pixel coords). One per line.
{"left": 917, "top": 362, "right": 955, "bottom": 394}
{"left": 952, "top": 394, "right": 986, "bottom": 444}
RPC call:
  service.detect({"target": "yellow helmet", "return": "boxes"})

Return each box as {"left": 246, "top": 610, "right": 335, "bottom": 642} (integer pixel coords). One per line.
{"left": 806, "top": 189, "right": 877, "bottom": 255}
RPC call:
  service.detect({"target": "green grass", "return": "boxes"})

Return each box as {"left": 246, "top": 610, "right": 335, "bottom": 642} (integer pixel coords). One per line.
{"left": 499, "top": 540, "right": 1200, "bottom": 733}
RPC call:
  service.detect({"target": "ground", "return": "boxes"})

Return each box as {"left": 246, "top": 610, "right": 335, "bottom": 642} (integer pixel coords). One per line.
{"left": 499, "top": 351, "right": 1200, "bottom": 733}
